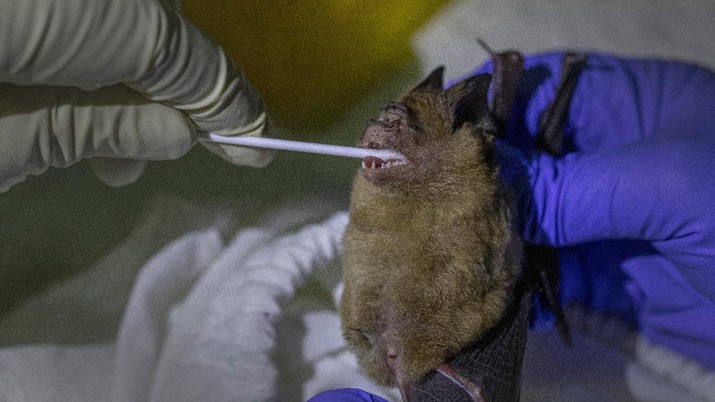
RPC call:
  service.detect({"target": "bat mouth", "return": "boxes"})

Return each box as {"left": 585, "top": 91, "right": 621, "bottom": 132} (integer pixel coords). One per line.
{"left": 359, "top": 154, "right": 412, "bottom": 185}
{"left": 357, "top": 140, "right": 411, "bottom": 182}
{"left": 361, "top": 156, "right": 409, "bottom": 170}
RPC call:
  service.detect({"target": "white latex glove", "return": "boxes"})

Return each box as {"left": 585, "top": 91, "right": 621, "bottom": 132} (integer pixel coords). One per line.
{"left": 0, "top": 0, "right": 274, "bottom": 192}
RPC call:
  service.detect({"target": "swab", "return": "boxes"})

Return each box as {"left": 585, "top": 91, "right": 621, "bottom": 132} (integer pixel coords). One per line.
{"left": 201, "top": 133, "right": 407, "bottom": 162}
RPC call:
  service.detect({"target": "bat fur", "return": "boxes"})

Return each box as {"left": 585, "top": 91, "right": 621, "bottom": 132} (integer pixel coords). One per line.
{"left": 340, "top": 48, "right": 585, "bottom": 401}
{"left": 341, "top": 69, "right": 521, "bottom": 387}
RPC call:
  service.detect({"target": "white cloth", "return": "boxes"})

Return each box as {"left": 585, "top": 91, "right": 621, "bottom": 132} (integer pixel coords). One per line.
{"left": 1, "top": 201, "right": 713, "bottom": 401}
{"left": 411, "top": 0, "right": 715, "bottom": 83}
{"left": 0, "top": 209, "right": 337, "bottom": 401}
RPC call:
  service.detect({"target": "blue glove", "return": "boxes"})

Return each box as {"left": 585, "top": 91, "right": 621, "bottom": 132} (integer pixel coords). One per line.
{"left": 307, "top": 389, "right": 388, "bottom": 402}
{"left": 474, "top": 52, "right": 715, "bottom": 371}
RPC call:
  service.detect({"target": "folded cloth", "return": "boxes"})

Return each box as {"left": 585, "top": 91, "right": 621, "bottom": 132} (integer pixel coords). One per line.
{"left": 2, "top": 206, "right": 712, "bottom": 401}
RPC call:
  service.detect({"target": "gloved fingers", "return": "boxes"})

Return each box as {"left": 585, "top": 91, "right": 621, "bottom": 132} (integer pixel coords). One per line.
{"left": 1, "top": 0, "right": 174, "bottom": 89}
{"left": 0, "top": 83, "right": 194, "bottom": 192}
{"left": 526, "top": 134, "right": 715, "bottom": 255}
{"left": 469, "top": 52, "right": 715, "bottom": 154}
{"left": 0, "top": 0, "right": 273, "bottom": 161}
{"left": 199, "top": 114, "right": 276, "bottom": 168}
{"left": 88, "top": 158, "right": 149, "bottom": 187}
{"left": 307, "top": 388, "right": 390, "bottom": 402}
{"left": 621, "top": 254, "right": 715, "bottom": 369}
{"left": 550, "top": 53, "right": 715, "bottom": 154}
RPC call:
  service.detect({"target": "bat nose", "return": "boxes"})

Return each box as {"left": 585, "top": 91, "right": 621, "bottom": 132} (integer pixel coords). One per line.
{"left": 361, "top": 124, "right": 394, "bottom": 147}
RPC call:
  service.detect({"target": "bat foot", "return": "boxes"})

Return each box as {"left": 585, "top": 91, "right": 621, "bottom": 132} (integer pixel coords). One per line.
{"left": 436, "top": 363, "right": 487, "bottom": 402}
{"left": 387, "top": 347, "right": 414, "bottom": 402}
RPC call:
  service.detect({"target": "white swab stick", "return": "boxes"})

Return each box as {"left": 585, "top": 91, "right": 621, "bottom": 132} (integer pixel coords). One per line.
{"left": 201, "top": 133, "right": 407, "bottom": 161}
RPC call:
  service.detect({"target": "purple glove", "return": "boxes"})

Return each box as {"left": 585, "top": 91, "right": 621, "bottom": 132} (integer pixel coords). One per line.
{"left": 307, "top": 388, "right": 389, "bottom": 402}
{"left": 474, "top": 52, "right": 715, "bottom": 371}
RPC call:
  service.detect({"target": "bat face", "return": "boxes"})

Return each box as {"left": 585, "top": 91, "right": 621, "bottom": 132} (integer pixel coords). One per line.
{"left": 356, "top": 67, "right": 497, "bottom": 192}
{"left": 357, "top": 100, "right": 430, "bottom": 187}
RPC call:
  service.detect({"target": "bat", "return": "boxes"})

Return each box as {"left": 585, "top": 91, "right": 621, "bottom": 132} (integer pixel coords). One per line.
{"left": 340, "top": 45, "right": 586, "bottom": 402}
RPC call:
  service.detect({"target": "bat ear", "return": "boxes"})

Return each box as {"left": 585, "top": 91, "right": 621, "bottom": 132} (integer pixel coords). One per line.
{"left": 446, "top": 73, "right": 497, "bottom": 132}
{"left": 412, "top": 66, "right": 445, "bottom": 91}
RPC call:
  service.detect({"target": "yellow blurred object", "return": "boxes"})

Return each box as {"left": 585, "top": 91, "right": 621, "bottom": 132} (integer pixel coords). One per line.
{"left": 183, "top": 0, "right": 449, "bottom": 133}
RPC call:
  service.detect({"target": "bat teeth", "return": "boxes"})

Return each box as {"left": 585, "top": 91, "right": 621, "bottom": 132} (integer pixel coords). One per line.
{"left": 383, "top": 160, "right": 407, "bottom": 169}
{"left": 361, "top": 157, "right": 408, "bottom": 170}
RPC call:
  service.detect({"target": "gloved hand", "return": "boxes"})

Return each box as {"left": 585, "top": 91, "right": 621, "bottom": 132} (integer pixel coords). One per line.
{"left": 307, "top": 388, "right": 389, "bottom": 402}
{"left": 0, "top": 0, "right": 274, "bottom": 192}
{"left": 476, "top": 52, "right": 715, "bottom": 371}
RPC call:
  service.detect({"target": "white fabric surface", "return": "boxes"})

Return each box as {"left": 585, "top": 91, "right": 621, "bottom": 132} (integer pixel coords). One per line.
{"left": 411, "top": 0, "right": 715, "bottom": 83}
{"left": 1, "top": 201, "right": 712, "bottom": 401}
{"left": 0, "top": 207, "right": 385, "bottom": 402}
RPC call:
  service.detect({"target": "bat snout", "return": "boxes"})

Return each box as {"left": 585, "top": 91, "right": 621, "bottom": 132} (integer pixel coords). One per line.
{"left": 360, "top": 123, "right": 399, "bottom": 149}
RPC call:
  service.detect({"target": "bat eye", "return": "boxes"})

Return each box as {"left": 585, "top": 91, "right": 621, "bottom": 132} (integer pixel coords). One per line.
{"left": 410, "top": 124, "right": 422, "bottom": 133}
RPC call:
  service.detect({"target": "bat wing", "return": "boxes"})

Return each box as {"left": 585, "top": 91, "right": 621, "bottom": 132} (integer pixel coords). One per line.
{"left": 536, "top": 53, "right": 588, "bottom": 156}
{"left": 526, "top": 53, "right": 588, "bottom": 345}
{"left": 409, "top": 283, "right": 532, "bottom": 402}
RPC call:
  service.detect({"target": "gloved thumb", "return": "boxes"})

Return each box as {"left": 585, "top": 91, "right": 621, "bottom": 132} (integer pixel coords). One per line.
{"left": 88, "top": 158, "right": 149, "bottom": 187}
{"left": 0, "top": 83, "right": 194, "bottom": 191}
{"left": 199, "top": 114, "right": 276, "bottom": 169}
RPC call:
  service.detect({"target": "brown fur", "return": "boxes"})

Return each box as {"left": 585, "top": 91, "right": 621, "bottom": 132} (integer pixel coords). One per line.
{"left": 340, "top": 71, "right": 523, "bottom": 386}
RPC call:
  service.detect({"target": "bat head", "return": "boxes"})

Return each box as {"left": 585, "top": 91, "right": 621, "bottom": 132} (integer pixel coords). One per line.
{"left": 357, "top": 67, "right": 500, "bottom": 192}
